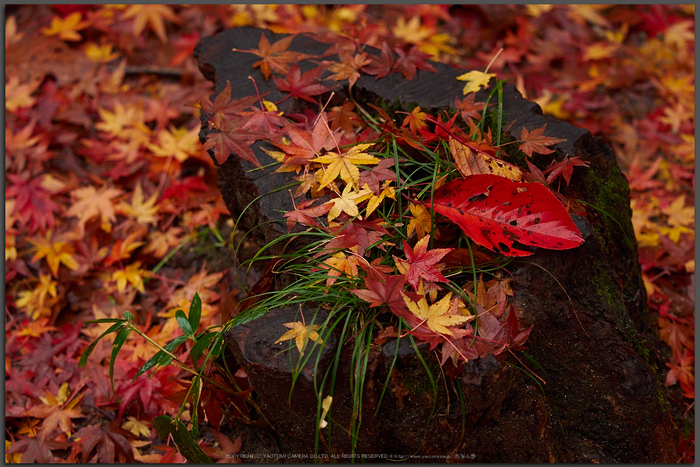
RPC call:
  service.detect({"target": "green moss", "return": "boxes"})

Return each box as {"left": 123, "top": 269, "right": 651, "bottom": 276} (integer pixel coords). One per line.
{"left": 583, "top": 165, "right": 636, "bottom": 256}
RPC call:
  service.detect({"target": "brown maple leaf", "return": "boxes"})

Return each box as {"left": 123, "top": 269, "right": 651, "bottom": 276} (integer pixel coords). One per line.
{"left": 518, "top": 124, "right": 567, "bottom": 157}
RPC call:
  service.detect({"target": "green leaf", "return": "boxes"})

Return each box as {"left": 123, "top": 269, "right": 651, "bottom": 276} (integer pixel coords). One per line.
{"left": 191, "top": 376, "right": 201, "bottom": 440}
{"left": 152, "top": 415, "right": 212, "bottom": 463}
{"left": 133, "top": 335, "right": 189, "bottom": 381}
{"left": 124, "top": 311, "right": 134, "bottom": 321}
{"left": 190, "top": 332, "right": 217, "bottom": 371}
{"left": 78, "top": 321, "right": 125, "bottom": 368}
{"left": 188, "top": 293, "right": 202, "bottom": 332}
{"left": 175, "top": 309, "right": 194, "bottom": 337}
{"left": 83, "top": 318, "right": 125, "bottom": 324}
{"left": 110, "top": 326, "right": 131, "bottom": 395}
{"left": 210, "top": 333, "right": 225, "bottom": 358}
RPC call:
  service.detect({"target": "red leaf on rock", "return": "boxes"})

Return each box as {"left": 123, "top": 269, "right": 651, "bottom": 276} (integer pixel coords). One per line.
{"left": 202, "top": 119, "right": 265, "bottom": 167}
{"left": 392, "top": 45, "right": 438, "bottom": 80}
{"left": 272, "top": 64, "right": 334, "bottom": 103}
{"left": 429, "top": 174, "right": 583, "bottom": 257}
{"left": 361, "top": 41, "right": 395, "bottom": 79}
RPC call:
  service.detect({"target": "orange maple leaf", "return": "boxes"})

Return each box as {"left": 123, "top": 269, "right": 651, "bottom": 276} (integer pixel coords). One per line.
{"left": 65, "top": 184, "right": 123, "bottom": 233}
{"left": 233, "top": 32, "right": 310, "bottom": 80}
{"left": 41, "top": 12, "right": 88, "bottom": 41}
{"left": 518, "top": 124, "right": 567, "bottom": 157}
{"left": 116, "top": 183, "right": 160, "bottom": 226}
{"left": 27, "top": 233, "right": 80, "bottom": 278}
{"left": 122, "top": 4, "right": 182, "bottom": 44}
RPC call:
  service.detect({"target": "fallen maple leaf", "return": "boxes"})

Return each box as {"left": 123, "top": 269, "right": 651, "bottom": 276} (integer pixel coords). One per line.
{"left": 362, "top": 41, "right": 396, "bottom": 79}
{"left": 456, "top": 70, "right": 496, "bottom": 95}
{"left": 274, "top": 321, "right": 324, "bottom": 357}
{"left": 112, "top": 261, "right": 148, "bottom": 294}
{"left": 233, "top": 33, "right": 310, "bottom": 80}
{"left": 430, "top": 175, "right": 584, "bottom": 256}
{"left": 449, "top": 137, "right": 522, "bottom": 181}
{"left": 6, "top": 174, "right": 62, "bottom": 235}
{"left": 312, "top": 142, "right": 379, "bottom": 188}
{"left": 398, "top": 234, "right": 453, "bottom": 290}
{"left": 64, "top": 184, "right": 123, "bottom": 233}
{"left": 544, "top": 155, "right": 590, "bottom": 186}
{"left": 41, "top": 12, "right": 88, "bottom": 41}
{"left": 324, "top": 184, "right": 373, "bottom": 222}
{"left": 351, "top": 274, "right": 407, "bottom": 309}
{"left": 392, "top": 45, "right": 438, "bottom": 80}
{"left": 122, "top": 4, "right": 182, "bottom": 44}
{"left": 116, "top": 183, "right": 159, "bottom": 226}
{"left": 27, "top": 233, "right": 80, "bottom": 278}
{"left": 272, "top": 64, "right": 335, "bottom": 103}
{"left": 402, "top": 292, "right": 471, "bottom": 337}
{"left": 518, "top": 124, "right": 567, "bottom": 157}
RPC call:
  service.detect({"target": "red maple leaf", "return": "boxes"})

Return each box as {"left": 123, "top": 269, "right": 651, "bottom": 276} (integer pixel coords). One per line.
{"left": 6, "top": 174, "right": 62, "bottom": 235}
{"left": 351, "top": 274, "right": 406, "bottom": 309}
{"left": 72, "top": 421, "right": 135, "bottom": 463}
{"left": 200, "top": 81, "right": 262, "bottom": 129}
{"left": 430, "top": 175, "right": 584, "bottom": 257}
{"left": 6, "top": 434, "right": 71, "bottom": 463}
{"left": 544, "top": 155, "right": 590, "bottom": 186}
{"left": 359, "top": 158, "right": 400, "bottom": 194}
{"left": 272, "top": 64, "right": 335, "bottom": 103}
{"left": 398, "top": 235, "right": 453, "bottom": 290}
{"left": 272, "top": 114, "right": 339, "bottom": 165}
{"left": 322, "top": 219, "right": 390, "bottom": 257}
{"left": 240, "top": 104, "right": 289, "bottom": 136}
{"left": 362, "top": 41, "right": 396, "bottom": 79}
{"left": 283, "top": 199, "right": 332, "bottom": 231}
{"left": 159, "top": 176, "right": 210, "bottom": 203}
{"left": 201, "top": 119, "right": 266, "bottom": 167}
{"left": 392, "top": 45, "right": 438, "bottom": 80}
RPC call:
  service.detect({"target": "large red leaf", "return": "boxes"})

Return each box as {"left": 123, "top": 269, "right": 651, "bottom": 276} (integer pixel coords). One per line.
{"left": 430, "top": 174, "right": 583, "bottom": 257}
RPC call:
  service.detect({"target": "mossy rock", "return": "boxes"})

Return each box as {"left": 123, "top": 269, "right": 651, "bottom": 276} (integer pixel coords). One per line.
{"left": 196, "top": 27, "right": 678, "bottom": 462}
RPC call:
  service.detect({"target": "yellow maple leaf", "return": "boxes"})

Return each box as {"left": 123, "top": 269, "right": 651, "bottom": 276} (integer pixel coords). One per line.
{"left": 274, "top": 321, "right": 324, "bottom": 357}
{"left": 65, "top": 184, "right": 123, "bottom": 233}
{"left": 116, "top": 183, "right": 159, "bottom": 226}
{"left": 456, "top": 70, "right": 496, "bottom": 95}
{"left": 112, "top": 261, "right": 148, "bottom": 293}
{"left": 28, "top": 234, "right": 80, "bottom": 278}
{"left": 364, "top": 181, "right": 396, "bottom": 218}
{"left": 122, "top": 4, "right": 182, "bottom": 44}
{"left": 449, "top": 137, "right": 522, "bottom": 181}
{"left": 325, "top": 184, "right": 373, "bottom": 222}
{"left": 148, "top": 126, "right": 201, "bottom": 162}
{"left": 406, "top": 203, "right": 433, "bottom": 240}
{"left": 663, "top": 195, "right": 694, "bottom": 228}
{"left": 122, "top": 416, "right": 152, "bottom": 438}
{"left": 319, "top": 250, "right": 361, "bottom": 287}
{"left": 402, "top": 292, "right": 471, "bottom": 337}
{"left": 41, "top": 12, "right": 89, "bottom": 41}
{"left": 392, "top": 15, "right": 432, "bottom": 44}
{"left": 5, "top": 74, "right": 41, "bottom": 112}
{"left": 96, "top": 101, "right": 147, "bottom": 136}
{"left": 312, "top": 143, "right": 379, "bottom": 189}
{"left": 85, "top": 43, "right": 120, "bottom": 63}
{"left": 15, "top": 274, "right": 59, "bottom": 320}
{"left": 16, "top": 318, "right": 58, "bottom": 338}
